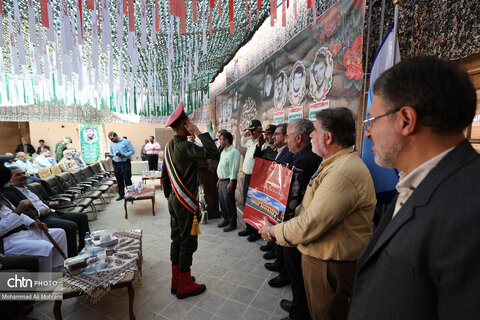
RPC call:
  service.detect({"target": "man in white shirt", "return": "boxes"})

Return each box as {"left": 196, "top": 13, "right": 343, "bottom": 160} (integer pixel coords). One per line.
{"left": 35, "top": 150, "right": 55, "bottom": 168}
{"left": 14, "top": 152, "right": 39, "bottom": 183}
{"left": 145, "top": 136, "right": 161, "bottom": 171}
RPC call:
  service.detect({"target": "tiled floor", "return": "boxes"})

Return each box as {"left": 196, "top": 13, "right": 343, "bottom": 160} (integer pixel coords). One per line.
{"left": 30, "top": 177, "right": 292, "bottom": 320}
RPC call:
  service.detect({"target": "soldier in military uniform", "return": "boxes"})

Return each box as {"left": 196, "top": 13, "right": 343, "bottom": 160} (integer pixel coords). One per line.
{"left": 161, "top": 103, "right": 220, "bottom": 299}
{"left": 55, "top": 137, "right": 72, "bottom": 163}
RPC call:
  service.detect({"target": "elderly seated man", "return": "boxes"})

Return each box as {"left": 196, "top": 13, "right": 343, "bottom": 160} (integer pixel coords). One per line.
{"left": 14, "top": 152, "right": 40, "bottom": 183}
{"left": 72, "top": 149, "right": 87, "bottom": 167}
{"left": 35, "top": 149, "right": 55, "bottom": 168}
{"left": 58, "top": 149, "right": 81, "bottom": 173}
{"left": 0, "top": 167, "right": 67, "bottom": 272}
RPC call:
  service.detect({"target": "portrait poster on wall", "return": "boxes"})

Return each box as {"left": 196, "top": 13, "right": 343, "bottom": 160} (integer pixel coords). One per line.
{"left": 215, "top": 0, "right": 366, "bottom": 155}
{"left": 79, "top": 124, "right": 101, "bottom": 163}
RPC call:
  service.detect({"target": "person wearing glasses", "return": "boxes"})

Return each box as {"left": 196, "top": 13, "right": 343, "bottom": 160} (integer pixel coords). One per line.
{"left": 349, "top": 57, "right": 480, "bottom": 319}
{"left": 260, "top": 108, "right": 376, "bottom": 320}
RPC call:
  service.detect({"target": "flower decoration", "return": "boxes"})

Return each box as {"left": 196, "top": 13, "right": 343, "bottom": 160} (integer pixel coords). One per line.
{"left": 343, "top": 35, "right": 363, "bottom": 81}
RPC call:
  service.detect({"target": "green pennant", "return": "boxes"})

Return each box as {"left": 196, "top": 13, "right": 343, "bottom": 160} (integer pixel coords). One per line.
{"left": 207, "top": 73, "right": 210, "bottom": 98}
{"left": 52, "top": 73, "right": 57, "bottom": 104}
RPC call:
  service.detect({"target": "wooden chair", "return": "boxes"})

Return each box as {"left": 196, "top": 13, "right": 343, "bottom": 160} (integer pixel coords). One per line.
{"left": 37, "top": 167, "right": 52, "bottom": 179}
{"left": 50, "top": 165, "right": 62, "bottom": 175}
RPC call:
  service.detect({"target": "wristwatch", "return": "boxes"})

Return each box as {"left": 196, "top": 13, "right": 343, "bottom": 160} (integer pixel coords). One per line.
{"left": 267, "top": 226, "right": 274, "bottom": 241}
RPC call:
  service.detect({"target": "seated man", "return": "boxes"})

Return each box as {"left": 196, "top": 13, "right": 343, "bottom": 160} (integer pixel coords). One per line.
{"left": 14, "top": 152, "right": 39, "bottom": 183}
{"left": 0, "top": 197, "right": 67, "bottom": 272}
{"left": 2, "top": 167, "right": 86, "bottom": 256}
{"left": 35, "top": 150, "right": 55, "bottom": 168}
{"left": 58, "top": 149, "right": 81, "bottom": 173}
{"left": 72, "top": 149, "right": 87, "bottom": 167}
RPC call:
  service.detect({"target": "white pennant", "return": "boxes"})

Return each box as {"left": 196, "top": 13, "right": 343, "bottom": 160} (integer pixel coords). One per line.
{"left": 13, "top": 0, "right": 27, "bottom": 66}
{"left": 118, "top": 52, "right": 124, "bottom": 110}
{"left": 54, "top": 33, "right": 63, "bottom": 87}
{"left": 129, "top": 74, "right": 134, "bottom": 113}
{"left": 0, "top": 14, "right": 4, "bottom": 48}
{"left": 71, "top": 16, "right": 79, "bottom": 75}
{"left": 60, "top": 0, "right": 72, "bottom": 53}
{"left": 140, "top": 0, "right": 147, "bottom": 49}
{"left": 42, "top": 29, "right": 50, "bottom": 79}
{"left": 202, "top": 0, "right": 207, "bottom": 55}
{"left": 47, "top": 0, "right": 55, "bottom": 42}
{"left": 116, "top": 0, "right": 123, "bottom": 48}
{"left": 194, "top": 36, "right": 198, "bottom": 75}
{"left": 92, "top": 1, "right": 99, "bottom": 83}
{"left": 102, "top": 0, "right": 112, "bottom": 52}
{"left": 109, "top": 45, "right": 114, "bottom": 96}
{"left": 151, "top": 1, "right": 156, "bottom": 44}
{"left": 27, "top": 0, "right": 36, "bottom": 45}
{"left": 8, "top": 13, "right": 20, "bottom": 75}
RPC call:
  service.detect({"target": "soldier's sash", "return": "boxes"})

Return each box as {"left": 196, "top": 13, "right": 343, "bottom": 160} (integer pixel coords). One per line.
{"left": 164, "top": 142, "right": 198, "bottom": 214}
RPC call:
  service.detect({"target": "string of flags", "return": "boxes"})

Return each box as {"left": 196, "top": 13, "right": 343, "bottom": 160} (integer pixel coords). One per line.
{"left": 0, "top": 0, "right": 317, "bottom": 117}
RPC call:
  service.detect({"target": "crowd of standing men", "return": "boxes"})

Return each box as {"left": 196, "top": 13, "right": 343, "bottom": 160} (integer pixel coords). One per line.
{"left": 159, "top": 56, "right": 480, "bottom": 320}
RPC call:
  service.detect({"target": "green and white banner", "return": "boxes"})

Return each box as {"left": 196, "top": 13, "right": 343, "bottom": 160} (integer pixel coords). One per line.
{"left": 79, "top": 124, "right": 101, "bottom": 163}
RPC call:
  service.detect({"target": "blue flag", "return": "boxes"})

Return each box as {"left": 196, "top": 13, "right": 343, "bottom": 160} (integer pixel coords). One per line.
{"left": 361, "top": 26, "right": 400, "bottom": 205}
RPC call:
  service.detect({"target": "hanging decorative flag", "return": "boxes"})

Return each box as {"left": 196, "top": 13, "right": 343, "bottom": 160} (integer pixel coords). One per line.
{"left": 109, "top": 45, "right": 113, "bottom": 95}
{"left": 257, "top": 0, "right": 261, "bottom": 21}
{"left": 35, "top": 25, "right": 42, "bottom": 75}
{"left": 245, "top": 0, "right": 248, "bottom": 18}
{"left": 312, "top": 0, "right": 317, "bottom": 27}
{"left": 128, "top": 0, "right": 135, "bottom": 32}
{"left": 92, "top": 0, "right": 99, "bottom": 84}
{"left": 118, "top": 54, "right": 124, "bottom": 110}
{"left": 294, "top": 0, "right": 297, "bottom": 20}
{"left": 60, "top": 0, "right": 72, "bottom": 53}
{"left": 54, "top": 33, "right": 63, "bottom": 87}
{"left": 307, "top": 0, "right": 311, "bottom": 9}
{"left": 102, "top": 0, "right": 113, "bottom": 51}
{"left": 282, "top": 0, "right": 286, "bottom": 26}
{"left": 140, "top": 0, "right": 147, "bottom": 48}
{"left": 87, "top": 0, "right": 94, "bottom": 10}
{"left": 0, "top": 11, "right": 4, "bottom": 48}
{"left": 170, "top": 0, "right": 178, "bottom": 17}
{"left": 40, "top": 0, "right": 49, "bottom": 28}
{"left": 8, "top": 13, "right": 20, "bottom": 74}
{"left": 180, "top": 0, "right": 186, "bottom": 34}
{"left": 42, "top": 28, "right": 50, "bottom": 79}
{"left": 151, "top": 0, "right": 157, "bottom": 43}
{"left": 27, "top": 0, "right": 36, "bottom": 45}
{"left": 218, "top": 0, "right": 222, "bottom": 17}
{"left": 210, "top": 0, "right": 214, "bottom": 8}
{"left": 193, "top": 0, "right": 198, "bottom": 23}
{"left": 47, "top": 0, "right": 55, "bottom": 42}
{"left": 77, "top": 0, "right": 84, "bottom": 44}
{"left": 202, "top": 0, "right": 207, "bottom": 54}
{"left": 229, "top": 0, "right": 234, "bottom": 34}
{"left": 155, "top": 0, "right": 160, "bottom": 32}
{"left": 270, "top": 0, "right": 274, "bottom": 26}
{"left": 287, "top": 0, "right": 289, "bottom": 8}
{"left": 116, "top": 0, "right": 123, "bottom": 48}
{"left": 194, "top": 36, "right": 198, "bottom": 74}
{"left": 209, "top": 6, "right": 212, "bottom": 36}
{"left": 13, "top": 0, "right": 26, "bottom": 65}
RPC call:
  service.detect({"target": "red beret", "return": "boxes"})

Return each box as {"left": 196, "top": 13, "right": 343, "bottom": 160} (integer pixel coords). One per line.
{"left": 165, "top": 102, "right": 193, "bottom": 127}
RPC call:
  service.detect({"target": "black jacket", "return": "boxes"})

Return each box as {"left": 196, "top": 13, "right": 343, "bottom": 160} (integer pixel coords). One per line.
{"left": 292, "top": 143, "right": 322, "bottom": 202}
{"left": 15, "top": 144, "right": 35, "bottom": 155}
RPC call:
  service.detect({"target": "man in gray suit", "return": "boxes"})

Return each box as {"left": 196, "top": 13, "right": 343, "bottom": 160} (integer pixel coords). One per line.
{"left": 349, "top": 56, "right": 480, "bottom": 319}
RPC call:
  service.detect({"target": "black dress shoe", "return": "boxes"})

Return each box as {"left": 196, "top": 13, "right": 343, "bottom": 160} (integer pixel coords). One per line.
{"left": 263, "top": 250, "right": 276, "bottom": 260}
{"left": 280, "top": 299, "right": 292, "bottom": 312}
{"left": 260, "top": 242, "right": 274, "bottom": 252}
{"left": 268, "top": 274, "right": 290, "bottom": 288}
{"left": 265, "top": 261, "right": 281, "bottom": 272}
{"left": 223, "top": 225, "right": 237, "bottom": 232}
{"left": 238, "top": 228, "right": 252, "bottom": 237}
{"left": 116, "top": 196, "right": 124, "bottom": 201}
{"left": 247, "top": 233, "right": 261, "bottom": 242}
{"left": 217, "top": 220, "right": 229, "bottom": 228}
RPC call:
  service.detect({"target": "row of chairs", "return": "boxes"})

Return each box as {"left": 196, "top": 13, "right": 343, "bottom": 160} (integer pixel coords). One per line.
{"left": 27, "top": 162, "right": 117, "bottom": 220}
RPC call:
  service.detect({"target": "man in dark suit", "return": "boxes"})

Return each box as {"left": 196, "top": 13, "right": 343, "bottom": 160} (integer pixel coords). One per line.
{"left": 2, "top": 166, "right": 87, "bottom": 257}
{"left": 349, "top": 56, "right": 480, "bottom": 319}
{"left": 15, "top": 137, "right": 35, "bottom": 156}
{"left": 36, "top": 139, "right": 50, "bottom": 154}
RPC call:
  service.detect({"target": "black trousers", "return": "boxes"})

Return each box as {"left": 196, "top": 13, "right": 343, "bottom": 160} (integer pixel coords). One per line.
{"left": 40, "top": 212, "right": 78, "bottom": 257}
{"left": 168, "top": 193, "right": 197, "bottom": 272}
{"left": 284, "top": 247, "right": 311, "bottom": 320}
{"left": 56, "top": 210, "right": 90, "bottom": 252}
{"left": 148, "top": 154, "right": 159, "bottom": 171}
{"left": 0, "top": 256, "right": 39, "bottom": 319}
{"left": 242, "top": 174, "right": 255, "bottom": 232}
{"left": 218, "top": 180, "right": 237, "bottom": 227}
{"left": 113, "top": 160, "right": 133, "bottom": 197}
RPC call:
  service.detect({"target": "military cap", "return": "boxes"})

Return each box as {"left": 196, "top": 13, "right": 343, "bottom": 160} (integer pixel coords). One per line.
{"left": 165, "top": 102, "right": 193, "bottom": 127}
